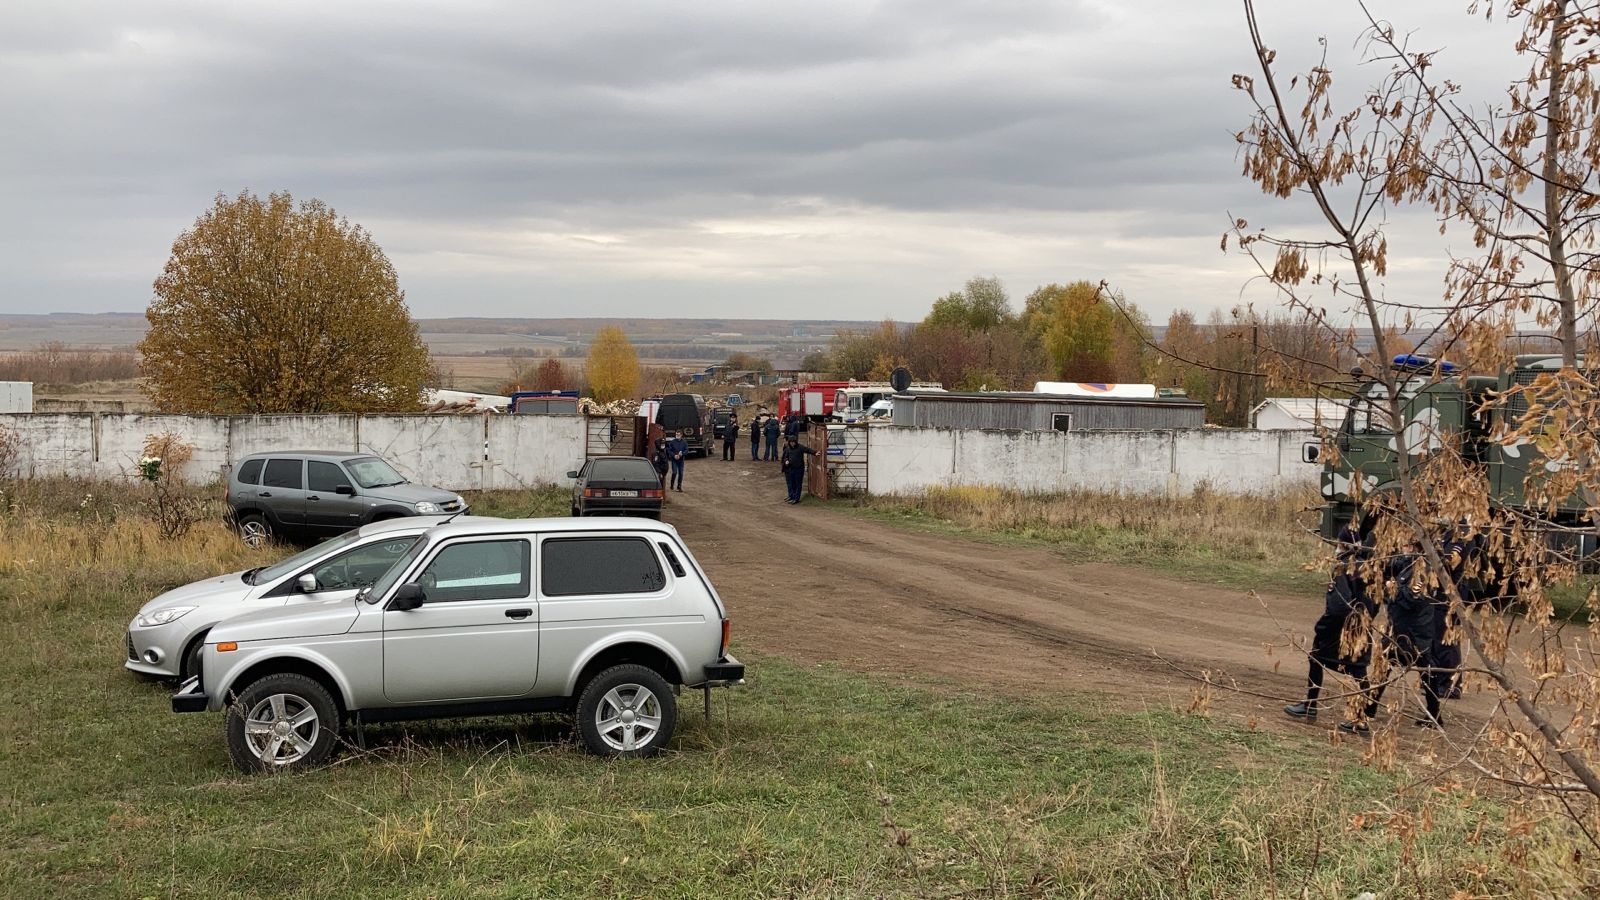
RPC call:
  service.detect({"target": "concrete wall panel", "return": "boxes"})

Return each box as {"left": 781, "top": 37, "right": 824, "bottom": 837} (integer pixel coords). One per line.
{"left": 359, "top": 416, "right": 485, "bottom": 491}
{"left": 93, "top": 414, "right": 232, "bottom": 483}
{"left": 228, "top": 416, "right": 359, "bottom": 462}
{"left": 488, "top": 415, "right": 588, "bottom": 489}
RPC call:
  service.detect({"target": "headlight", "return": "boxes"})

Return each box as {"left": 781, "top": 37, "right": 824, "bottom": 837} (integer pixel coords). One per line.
{"left": 415, "top": 501, "right": 442, "bottom": 514}
{"left": 135, "top": 606, "right": 196, "bottom": 627}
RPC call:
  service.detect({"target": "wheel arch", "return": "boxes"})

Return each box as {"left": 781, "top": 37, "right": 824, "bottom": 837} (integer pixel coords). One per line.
{"left": 566, "top": 637, "right": 687, "bottom": 697}
{"left": 216, "top": 651, "right": 353, "bottom": 716}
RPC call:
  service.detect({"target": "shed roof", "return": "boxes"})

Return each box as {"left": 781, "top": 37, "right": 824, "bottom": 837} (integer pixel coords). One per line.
{"left": 1251, "top": 397, "right": 1350, "bottom": 427}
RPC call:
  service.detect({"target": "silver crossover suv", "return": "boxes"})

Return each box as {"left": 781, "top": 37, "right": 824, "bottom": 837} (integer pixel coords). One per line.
{"left": 172, "top": 517, "right": 744, "bottom": 772}
{"left": 128, "top": 517, "right": 466, "bottom": 679}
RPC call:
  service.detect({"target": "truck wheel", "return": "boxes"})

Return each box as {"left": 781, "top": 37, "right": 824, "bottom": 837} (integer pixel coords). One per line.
{"left": 576, "top": 664, "right": 676, "bottom": 758}
{"left": 226, "top": 673, "right": 341, "bottom": 774}
{"left": 237, "top": 513, "right": 272, "bottom": 549}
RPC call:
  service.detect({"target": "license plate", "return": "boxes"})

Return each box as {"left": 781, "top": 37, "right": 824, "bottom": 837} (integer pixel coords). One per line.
{"left": 610, "top": 490, "right": 639, "bottom": 498}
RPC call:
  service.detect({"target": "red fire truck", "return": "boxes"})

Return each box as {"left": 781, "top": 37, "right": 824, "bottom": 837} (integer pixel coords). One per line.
{"left": 776, "top": 381, "right": 849, "bottom": 424}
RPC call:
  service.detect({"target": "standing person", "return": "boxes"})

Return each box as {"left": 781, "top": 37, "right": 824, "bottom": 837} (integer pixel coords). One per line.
{"left": 650, "top": 436, "right": 670, "bottom": 491}
{"left": 763, "top": 414, "right": 780, "bottom": 461}
{"left": 1340, "top": 541, "right": 1445, "bottom": 734}
{"left": 779, "top": 435, "right": 816, "bottom": 504}
{"left": 666, "top": 430, "right": 688, "bottom": 492}
{"left": 1431, "top": 523, "right": 1482, "bottom": 701}
{"left": 748, "top": 414, "right": 762, "bottom": 460}
{"left": 721, "top": 413, "right": 739, "bottom": 460}
{"left": 784, "top": 413, "right": 806, "bottom": 441}
{"left": 1284, "top": 515, "right": 1377, "bottom": 721}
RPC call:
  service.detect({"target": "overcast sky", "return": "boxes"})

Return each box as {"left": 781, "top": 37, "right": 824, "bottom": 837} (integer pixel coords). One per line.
{"left": 0, "top": 1, "right": 1524, "bottom": 322}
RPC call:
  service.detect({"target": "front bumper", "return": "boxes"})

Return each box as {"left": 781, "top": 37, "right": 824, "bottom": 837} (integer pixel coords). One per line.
{"left": 124, "top": 624, "right": 182, "bottom": 678}
{"left": 171, "top": 676, "right": 209, "bottom": 713}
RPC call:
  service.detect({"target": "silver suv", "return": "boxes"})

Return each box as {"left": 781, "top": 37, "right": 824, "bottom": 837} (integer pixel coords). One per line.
{"left": 227, "top": 451, "right": 467, "bottom": 547}
{"left": 172, "top": 517, "right": 744, "bottom": 772}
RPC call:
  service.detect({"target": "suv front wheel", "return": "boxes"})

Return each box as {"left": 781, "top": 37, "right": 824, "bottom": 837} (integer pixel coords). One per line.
{"left": 226, "top": 673, "right": 341, "bottom": 773}
{"left": 575, "top": 664, "right": 677, "bottom": 758}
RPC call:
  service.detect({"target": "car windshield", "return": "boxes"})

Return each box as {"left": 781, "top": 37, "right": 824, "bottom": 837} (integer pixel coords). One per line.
{"left": 346, "top": 457, "right": 406, "bottom": 488}
{"left": 361, "top": 536, "right": 429, "bottom": 603}
{"left": 249, "top": 530, "right": 366, "bottom": 585}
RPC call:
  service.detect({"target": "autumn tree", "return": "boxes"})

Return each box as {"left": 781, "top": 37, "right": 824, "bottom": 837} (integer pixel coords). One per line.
{"left": 1234, "top": 0, "right": 1600, "bottom": 872}
{"left": 1021, "top": 281, "right": 1148, "bottom": 382}
{"left": 585, "top": 326, "right": 640, "bottom": 402}
{"left": 923, "top": 276, "right": 1015, "bottom": 332}
{"left": 501, "top": 358, "right": 567, "bottom": 395}
{"left": 139, "top": 190, "right": 431, "bottom": 413}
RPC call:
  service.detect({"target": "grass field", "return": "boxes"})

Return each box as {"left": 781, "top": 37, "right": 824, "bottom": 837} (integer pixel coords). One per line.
{"left": 0, "top": 480, "right": 1585, "bottom": 897}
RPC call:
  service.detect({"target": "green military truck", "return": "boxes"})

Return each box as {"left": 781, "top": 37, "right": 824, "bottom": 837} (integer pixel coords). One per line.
{"left": 1314, "top": 353, "right": 1588, "bottom": 538}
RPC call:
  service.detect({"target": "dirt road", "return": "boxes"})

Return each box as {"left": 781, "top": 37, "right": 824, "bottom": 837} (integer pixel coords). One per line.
{"left": 665, "top": 447, "right": 1495, "bottom": 734}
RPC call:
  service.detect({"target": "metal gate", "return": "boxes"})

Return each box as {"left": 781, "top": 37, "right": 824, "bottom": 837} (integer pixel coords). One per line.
{"left": 586, "top": 415, "right": 646, "bottom": 457}
{"left": 807, "top": 424, "right": 868, "bottom": 498}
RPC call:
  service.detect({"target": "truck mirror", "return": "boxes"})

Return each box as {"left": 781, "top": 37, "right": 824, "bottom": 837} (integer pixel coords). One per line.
{"left": 1301, "top": 441, "right": 1322, "bottom": 464}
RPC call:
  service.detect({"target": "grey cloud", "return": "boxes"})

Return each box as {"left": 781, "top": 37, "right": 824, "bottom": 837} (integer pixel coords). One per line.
{"left": 0, "top": 0, "right": 1536, "bottom": 320}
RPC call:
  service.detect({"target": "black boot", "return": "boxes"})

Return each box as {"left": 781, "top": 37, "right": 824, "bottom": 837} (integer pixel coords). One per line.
{"left": 1283, "top": 702, "right": 1317, "bottom": 721}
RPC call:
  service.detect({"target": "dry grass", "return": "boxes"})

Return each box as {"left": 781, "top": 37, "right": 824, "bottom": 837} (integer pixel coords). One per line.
{"left": 847, "top": 484, "right": 1326, "bottom": 593}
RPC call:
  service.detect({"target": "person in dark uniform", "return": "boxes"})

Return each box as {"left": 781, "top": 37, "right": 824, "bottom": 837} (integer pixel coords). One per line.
{"left": 650, "top": 437, "right": 670, "bottom": 490}
{"left": 721, "top": 413, "right": 740, "bottom": 460}
{"left": 783, "top": 413, "right": 806, "bottom": 441}
{"left": 1284, "top": 515, "right": 1378, "bottom": 721}
{"left": 666, "top": 430, "right": 688, "bottom": 492}
{"left": 1431, "top": 524, "right": 1482, "bottom": 700}
{"left": 780, "top": 435, "right": 816, "bottom": 504}
{"left": 1340, "top": 540, "right": 1444, "bottom": 734}
{"left": 763, "top": 415, "right": 780, "bottom": 461}
{"left": 748, "top": 415, "right": 762, "bottom": 460}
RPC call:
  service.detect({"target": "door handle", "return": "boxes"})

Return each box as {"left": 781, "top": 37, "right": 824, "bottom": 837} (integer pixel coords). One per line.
{"left": 308, "top": 495, "right": 320, "bottom": 501}
{"left": 258, "top": 491, "right": 273, "bottom": 497}
{"left": 504, "top": 608, "right": 533, "bottom": 620}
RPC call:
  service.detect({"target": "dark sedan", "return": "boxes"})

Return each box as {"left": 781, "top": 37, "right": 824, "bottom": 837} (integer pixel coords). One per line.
{"left": 567, "top": 457, "right": 665, "bottom": 518}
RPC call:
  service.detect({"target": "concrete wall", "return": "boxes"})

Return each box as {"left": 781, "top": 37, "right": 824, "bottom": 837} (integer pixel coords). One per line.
{"left": 0, "top": 413, "right": 588, "bottom": 490}
{"left": 866, "top": 426, "right": 1318, "bottom": 497}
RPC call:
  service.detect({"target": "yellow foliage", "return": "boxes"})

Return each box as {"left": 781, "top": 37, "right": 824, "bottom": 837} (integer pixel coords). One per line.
{"left": 585, "top": 326, "right": 641, "bottom": 403}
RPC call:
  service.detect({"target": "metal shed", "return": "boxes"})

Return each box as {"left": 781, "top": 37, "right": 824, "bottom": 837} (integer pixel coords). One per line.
{"left": 890, "top": 391, "right": 1206, "bottom": 431}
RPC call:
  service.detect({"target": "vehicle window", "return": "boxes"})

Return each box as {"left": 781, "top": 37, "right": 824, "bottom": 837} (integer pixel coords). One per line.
{"left": 236, "top": 458, "right": 264, "bottom": 485}
{"left": 308, "top": 460, "right": 353, "bottom": 493}
{"left": 590, "top": 458, "right": 659, "bottom": 481}
{"left": 416, "top": 539, "right": 531, "bottom": 603}
{"left": 542, "top": 537, "right": 666, "bottom": 597}
{"left": 346, "top": 456, "right": 406, "bottom": 489}
{"left": 366, "top": 537, "right": 428, "bottom": 603}
{"left": 262, "top": 458, "right": 304, "bottom": 490}
{"left": 256, "top": 530, "right": 366, "bottom": 585}
{"left": 309, "top": 536, "right": 419, "bottom": 591}
{"left": 657, "top": 541, "right": 687, "bottom": 578}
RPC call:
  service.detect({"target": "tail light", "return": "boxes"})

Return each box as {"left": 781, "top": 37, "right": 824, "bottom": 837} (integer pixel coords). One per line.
{"left": 641, "top": 489, "right": 664, "bottom": 499}
{"left": 583, "top": 488, "right": 609, "bottom": 498}
{"left": 720, "top": 619, "right": 730, "bottom": 657}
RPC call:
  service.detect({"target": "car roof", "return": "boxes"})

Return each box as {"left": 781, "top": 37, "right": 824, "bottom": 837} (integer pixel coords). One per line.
{"left": 422, "top": 516, "right": 678, "bottom": 541}
{"left": 239, "top": 450, "right": 382, "bottom": 461}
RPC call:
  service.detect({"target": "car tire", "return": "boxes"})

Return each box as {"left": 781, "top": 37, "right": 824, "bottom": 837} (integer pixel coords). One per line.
{"left": 646, "top": 511, "right": 662, "bottom": 520}
{"left": 575, "top": 664, "right": 676, "bottom": 758}
{"left": 226, "top": 673, "right": 341, "bottom": 774}
{"left": 237, "top": 513, "right": 272, "bottom": 549}
{"left": 181, "top": 632, "right": 207, "bottom": 682}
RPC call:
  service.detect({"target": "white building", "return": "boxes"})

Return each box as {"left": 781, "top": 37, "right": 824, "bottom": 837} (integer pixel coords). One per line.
{"left": 1250, "top": 397, "right": 1348, "bottom": 430}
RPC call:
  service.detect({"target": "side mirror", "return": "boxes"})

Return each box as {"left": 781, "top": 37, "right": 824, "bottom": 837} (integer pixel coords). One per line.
{"left": 334, "top": 484, "right": 355, "bottom": 496}
{"left": 388, "top": 583, "right": 426, "bottom": 611}
{"left": 566, "top": 470, "right": 579, "bottom": 479}
{"left": 296, "top": 573, "right": 319, "bottom": 593}
{"left": 1301, "top": 442, "right": 1322, "bottom": 464}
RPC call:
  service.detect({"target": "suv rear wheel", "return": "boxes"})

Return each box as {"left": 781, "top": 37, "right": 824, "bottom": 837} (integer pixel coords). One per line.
{"left": 575, "top": 664, "right": 676, "bottom": 758}
{"left": 226, "top": 673, "right": 341, "bottom": 773}
{"left": 237, "top": 513, "right": 272, "bottom": 549}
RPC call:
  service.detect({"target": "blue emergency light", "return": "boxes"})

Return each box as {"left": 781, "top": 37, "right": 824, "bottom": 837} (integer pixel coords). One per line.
{"left": 1391, "top": 354, "right": 1457, "bottom": 374}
